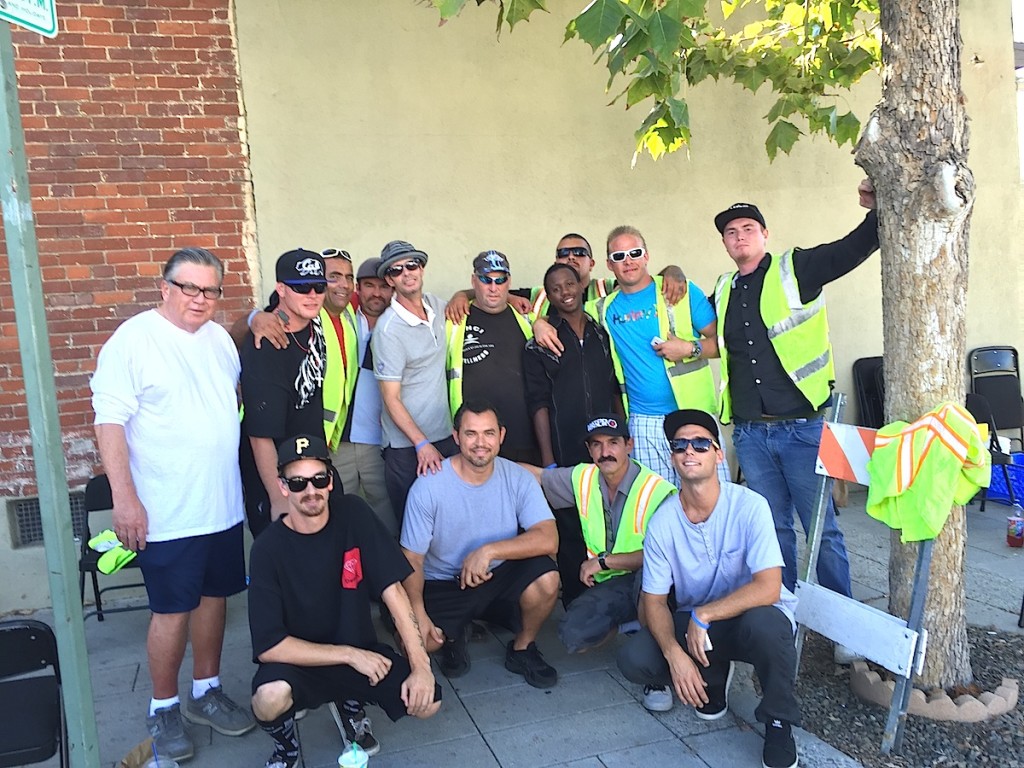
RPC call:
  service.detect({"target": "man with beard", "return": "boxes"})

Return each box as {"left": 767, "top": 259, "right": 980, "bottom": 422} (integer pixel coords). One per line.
{"left": 248, "top": 434, "right": 440, "bottom": 768}
{"left": 401, "top": 402, "right": 561, "bottom": 689}
{"left": 241, "top": 248, "right": 329, "bottom": 535}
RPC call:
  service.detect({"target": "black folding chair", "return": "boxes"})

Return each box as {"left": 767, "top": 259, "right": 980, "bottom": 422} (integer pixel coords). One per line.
{"left": 80, "top": 474, "right": 147, "bottom": 621}
{"left": 852, "top": 356, "right": 885, "bottom": 428}
{"left": 965, "top": 393, "right": 1016, "bottom": 512}
{"left": 969, "top": 346, "right": 1024, "bottom": 450}
{"left": 0, "top": 619, "right": 67, "bottom": 767}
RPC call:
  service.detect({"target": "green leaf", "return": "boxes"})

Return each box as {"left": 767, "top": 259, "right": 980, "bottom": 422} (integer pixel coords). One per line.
{"left": 574, "top": 0, "right": 628, "bottom": 51}
{"left": 502, "top": 0, "right": 547, "bottom": 28}
{"left": 676, "top": 0, "right": 707, "bottom": 18}
{"left": 834, "top": 111, "right": 861, "bottom": 146}
{"left": 734, "top": 62, "right": 769, "bottom": 92}
{"left": 626, "top": 72, "right": 669, "bottom": 107}
{"left": 665, "top": 96, "right": 690, "bottom": 131}
{"left": 648, "top": 9, "right": 683, "bottom": 63}
{"left": 434, "top": 0, "right": 468, "bottom": 19}
{"left": 765, "top": 120, "right": 801, "bottom": 161}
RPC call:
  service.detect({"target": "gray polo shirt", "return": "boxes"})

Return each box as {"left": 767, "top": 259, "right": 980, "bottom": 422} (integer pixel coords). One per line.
{"left": 541, "top": 461, "right": 643, "bottom": 551}
{"left": 642, "top": 481, "right": 798, "bottom": 626}
{"left": 372, "top": 293, "right": 452, "bottom": 448}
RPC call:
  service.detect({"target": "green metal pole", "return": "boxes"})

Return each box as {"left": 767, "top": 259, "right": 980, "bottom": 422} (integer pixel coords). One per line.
{"left": 0, "top": 21, "right": 100, "bottom": 768}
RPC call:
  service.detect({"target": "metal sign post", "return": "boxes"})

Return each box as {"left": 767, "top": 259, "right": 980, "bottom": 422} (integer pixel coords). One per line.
{"left": 0, "top": 16, "right": 100, "bottom": 768}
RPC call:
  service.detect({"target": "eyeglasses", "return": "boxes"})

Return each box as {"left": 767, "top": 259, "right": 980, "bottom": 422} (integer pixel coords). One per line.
{"left": 385, "top": 260, "right": 423, "bottom": 278}
{"left": 477, "top": 274, "right": 509, "bottom": 285}
{"left": 669, "top": 437, "right": 719, "bottom": 454}
{"left": 321, "top": 248, "right": 352, "bottom": 261}
{"left": 280, "top": 472, "right": 331, "bottom": 492}
{"left": 608, "top": 247, "right": 646, "bottom": 263}
{"left": 166, "top": 279, "right": 223, "bottom": 300}
{"left": 556, "top": 247, "right": 590, "bottom": 259}
{"left": 286, "top": 282, "right": 327, "bottom": 295}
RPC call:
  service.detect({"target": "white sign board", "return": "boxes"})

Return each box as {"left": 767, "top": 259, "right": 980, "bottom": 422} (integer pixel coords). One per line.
{"left": 0, "top": 0, "right": 58, "bottom": 38}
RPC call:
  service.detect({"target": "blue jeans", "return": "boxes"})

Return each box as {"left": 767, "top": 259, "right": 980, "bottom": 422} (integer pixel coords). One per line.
{"left": 733, "top": 417, "right": 852, "bottom": 596}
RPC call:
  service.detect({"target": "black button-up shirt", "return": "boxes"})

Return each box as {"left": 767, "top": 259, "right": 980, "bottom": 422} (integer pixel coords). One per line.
{"left": 721, "top": 211, "right": 879, "bottom": 421}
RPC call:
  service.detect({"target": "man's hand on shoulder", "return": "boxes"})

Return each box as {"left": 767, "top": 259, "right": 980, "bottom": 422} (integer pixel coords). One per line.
{"left": 251, "top": 309, "right": 289, "bottom": 350}
{"left": 445, "top": 291, "right": 471, "bottom": 323}
{"left": 509, "top": 294, "right": 532, "bottom": 315}
{"left": 659, "top": 266, "right": 687, "bottom": 306}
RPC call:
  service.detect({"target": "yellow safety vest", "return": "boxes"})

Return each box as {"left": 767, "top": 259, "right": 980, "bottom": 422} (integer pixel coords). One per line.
{"left": 445, "top": 303, "right": 534, "bottom": 416}
{"left": 321, "top": 305, "right": 358, "bottom": 450}
{"left": 588, "top": 276, "right": 717, "bottom": 417}
{"left": 571, "top": 461, "right": 676, "bottom": 582}
{"left": 531, "top": 277, "right": 614, "bottom": 317}
{"left": 713, "top": 249, "right": 834, "bottom": 424}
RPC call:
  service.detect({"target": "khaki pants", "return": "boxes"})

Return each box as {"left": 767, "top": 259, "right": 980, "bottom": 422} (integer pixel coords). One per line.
{"left": 332, "top": 441, "right": 398, "bottom": 537}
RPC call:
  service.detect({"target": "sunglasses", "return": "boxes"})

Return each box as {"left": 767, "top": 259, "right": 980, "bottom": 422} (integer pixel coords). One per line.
{"left": 286, "top": 282, "right": 327, "bottom": 295}
{"left": 321, "top": 248, "right": 352, "bottom": 261}
{"left": 281, "top": 472, "right": 331, "bottom": 492}
{"left": 608, "top": 247, "right": 646, "bottom": 263}
{"left": 477, "top": 274, "right": 509, "bottom": 285}
{"left": 385, "top": 260, "right": 423, "bottom": 278}
{"left": 556, "top": 247, "right": 591, "bottom": 259}
{"left": 669, "top": 437, "right": 719, "bottom": 454}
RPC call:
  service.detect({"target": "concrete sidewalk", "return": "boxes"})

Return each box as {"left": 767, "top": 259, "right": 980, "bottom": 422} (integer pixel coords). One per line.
{"left": 25, "top": 492, "right": 1024, "bottom": 768}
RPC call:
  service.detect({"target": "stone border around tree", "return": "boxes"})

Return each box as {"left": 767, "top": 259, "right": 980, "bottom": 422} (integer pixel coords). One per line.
{"left": 849, "top": 661, "right": 1019, "bottom": 722}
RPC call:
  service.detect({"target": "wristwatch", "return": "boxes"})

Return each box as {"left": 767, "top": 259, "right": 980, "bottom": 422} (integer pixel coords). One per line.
{"left": 686, "top": 340, "right": 703, "bottom": 361}
{"left": 598, "top": 552, "right": 609, "bottom": 570}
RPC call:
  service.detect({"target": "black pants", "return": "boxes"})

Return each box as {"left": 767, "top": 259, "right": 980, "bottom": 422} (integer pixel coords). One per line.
{"left": 616, "top": 605, "right": 802, "bottom": 726}
{"left": 383, "top": 436, "right": 458, "bottom": 529}
{"left": 552, "top": 506, "right": 588, "bottom": 608}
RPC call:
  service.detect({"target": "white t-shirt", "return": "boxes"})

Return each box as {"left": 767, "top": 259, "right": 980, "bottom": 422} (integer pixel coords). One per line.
{"left": 642, "top": 481, "right": 798, "bottom": 627}
{"left": 90, "top": 309, "right": 244, "bottom": 542}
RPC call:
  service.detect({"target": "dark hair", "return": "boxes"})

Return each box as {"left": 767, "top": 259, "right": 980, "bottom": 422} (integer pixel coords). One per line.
{"left": 163, "top": 247, "right": 224, "bottom": 282}
{"left": 453, "top": 400, "right": 504, "bottom": 431}
{"left": 557, "top": 232, "right": 592, "bottom": 253}
{"left": 543, "top": 262, "right": 581, "bottom": 292}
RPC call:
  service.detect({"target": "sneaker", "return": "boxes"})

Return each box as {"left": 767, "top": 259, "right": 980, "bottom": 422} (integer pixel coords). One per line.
{"left": 504, "top": 640, "right": 558, "bottom": 689}
{"left": 695, "top": 661, "right": 734, "bottom": 721}
{"left": 183, "top": 685, "right": 256, "bottom": 736}
{"left": 438, "top": 626, "right": 470, "bottom": 678}
{"left": 146, "top": 703, "right": 194, "bottom": 762}
{"left": 340, "top": 707, "right": 381, "bottom": 756}
{"left": 762, "top": 719, "right": 798, "bottom": 768}
{"left": 642, "top": 684, "right": 673, "bottom": 712}
{"left": 833, "top": 643, "right": 864, "bottom": 666}
{"left": 265, "top": 752, "right": 297, "bottom": 768}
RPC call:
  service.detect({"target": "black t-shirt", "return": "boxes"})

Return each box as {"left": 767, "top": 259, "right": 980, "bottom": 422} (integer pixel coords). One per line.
{"left": 462, "top": 306, "right": 536, "bottom": 458}
{"left": 239, "top": 327, "right": 326, "bottom": 523}
{"left": 248, "top": 494, "right": 412, "bottom": 662}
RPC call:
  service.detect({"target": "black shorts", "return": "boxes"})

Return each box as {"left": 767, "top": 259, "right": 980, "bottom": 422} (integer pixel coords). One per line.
{"left": 423, "top": 556, "right": 557, "bottom": 639}
{"left": 251, "top": 644, "right": 442, "bottom": 722}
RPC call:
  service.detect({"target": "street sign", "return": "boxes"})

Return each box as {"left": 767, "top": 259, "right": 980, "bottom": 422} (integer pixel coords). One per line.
{"left": 0, "top": 0, "right": 58, "bottom": 38}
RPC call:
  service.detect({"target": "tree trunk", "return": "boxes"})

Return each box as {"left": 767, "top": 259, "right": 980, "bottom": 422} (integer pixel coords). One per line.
{"left": 855, "top": 0, "right": 974, "bottom": 689}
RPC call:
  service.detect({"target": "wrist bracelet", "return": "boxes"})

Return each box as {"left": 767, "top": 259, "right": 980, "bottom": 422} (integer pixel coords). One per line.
{"left": 415, "top": 439, "right": 430, "bottom": 451}
{"left": 691, "top": 613, "right": 711, "bottom": 630}
{"left": 247, "top": 308, "right": 260, "bottom": 328}
{"left": 545, "top": 463, "right": 557, "bottom": 469}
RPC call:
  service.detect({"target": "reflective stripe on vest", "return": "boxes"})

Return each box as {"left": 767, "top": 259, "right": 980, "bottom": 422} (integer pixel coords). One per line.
{"left": 446, "top": 304, "right": 534, "bottom": 416}
{"left": 590, "top": 275, "right": 717, "bottom": 417}
{"left": 570, "top": 460, "right": 676, "bottom": 583}
{"left": 322, "top": 305, "right": 359, "bottom": 451}
{"left": 714, "top": 249, "right": 833, "bottom": 424}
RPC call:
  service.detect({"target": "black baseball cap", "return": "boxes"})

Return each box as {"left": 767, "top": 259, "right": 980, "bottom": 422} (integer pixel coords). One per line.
{"left": 585, "top": 414, "right": 630, "bottom": 440}
{"left": 473, "top": 250, "right": 511, "bottom": 275}
{"left": 663, "top": 409, "right": 719, "bottom": 441}
{"left": 714, "top": 203, "right": 767, "bottom": 234}
{"left": 276, "top": 248, "right": 327, "bottom": 285}
{"left": 277, "top": 434, "right": 332, "bottom": 470}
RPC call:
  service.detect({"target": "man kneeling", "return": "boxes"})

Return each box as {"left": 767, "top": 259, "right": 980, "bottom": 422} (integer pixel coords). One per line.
{"left": 249, "top": 435, "right": 440, "bottom": 768}
{"left": 616, "top": 409, "right": 801, "bottom": 768}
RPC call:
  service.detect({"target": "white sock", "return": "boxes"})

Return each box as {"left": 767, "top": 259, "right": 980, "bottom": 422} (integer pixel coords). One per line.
{"left": 192, "top": 675, "right": 220, "bottom": 699}
{"left": 149, "top": 695, "right": 179, "bottom": 717}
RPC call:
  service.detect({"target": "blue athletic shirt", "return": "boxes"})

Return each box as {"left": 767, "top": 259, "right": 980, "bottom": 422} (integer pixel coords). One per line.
{"left": 606, "top": 280, "right": 715, "bottom": 415}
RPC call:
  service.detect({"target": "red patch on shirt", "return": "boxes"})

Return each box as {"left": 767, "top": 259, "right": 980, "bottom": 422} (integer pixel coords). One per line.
{"left": 341, "top": 547, "right": 363, "bottom": 589}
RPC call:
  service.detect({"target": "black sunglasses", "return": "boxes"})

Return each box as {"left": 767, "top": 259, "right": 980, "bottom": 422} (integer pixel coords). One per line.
{"left": 669, "top": 437, "right": 718, "bottom": 454}
{"left": 280, "top": 472, "right": 331, "bottom": 492}
{"left": 556, "top": 247, "right": 591, "bottom": 259}
{"left": 385, "top": 260, "right": 423, "bottom": 277}
{"left": 286, "top": 282, "right": 327, "bottom": 295}
{"left": 321, "top": 248, "right": 352, "bottom": 261}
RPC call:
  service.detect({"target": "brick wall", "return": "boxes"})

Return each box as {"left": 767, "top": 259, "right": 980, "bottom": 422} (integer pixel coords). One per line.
{"left": 0, "top": 0, "right": 255, "bottom": 499}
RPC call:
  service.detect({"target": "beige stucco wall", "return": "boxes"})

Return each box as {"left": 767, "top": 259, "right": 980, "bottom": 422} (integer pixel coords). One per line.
{"left": 235, "top": 0, "right": 1023, "bottom": 419}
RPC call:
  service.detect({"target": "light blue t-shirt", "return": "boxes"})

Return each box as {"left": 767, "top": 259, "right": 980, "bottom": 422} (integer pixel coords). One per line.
{"left": 642, "top": 481, "right": 798, "bottom": 627}
{"left": 401, "top": 457, "right": 554, "bottom": 581}
{"left": 605, "top": 280, "right": 715, "bottom": 415}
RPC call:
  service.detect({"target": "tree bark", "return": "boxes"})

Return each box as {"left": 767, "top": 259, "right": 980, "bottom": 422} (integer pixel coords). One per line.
{"left": 855, "top": 0, "right": 974, "bottom": 689}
